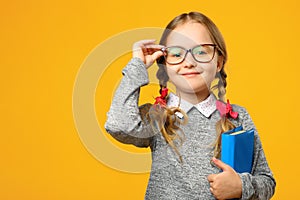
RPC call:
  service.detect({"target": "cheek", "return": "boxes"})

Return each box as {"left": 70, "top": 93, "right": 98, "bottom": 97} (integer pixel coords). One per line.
{"left": 165, "top": 66, "right": 179, "bottom": 79}
{"left": 199, "top": 62, "right": 218, "bottom": 86}
{"left": 206, "top": 58, "right": 218, "bottom": 75}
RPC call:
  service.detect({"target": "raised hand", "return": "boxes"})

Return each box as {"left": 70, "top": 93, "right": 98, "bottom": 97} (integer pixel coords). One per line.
{"left": 207, "top": 157, "right": 242, "bottom": 200}
{"left": 132, "top": 39, "right": 164, "bottom": 69}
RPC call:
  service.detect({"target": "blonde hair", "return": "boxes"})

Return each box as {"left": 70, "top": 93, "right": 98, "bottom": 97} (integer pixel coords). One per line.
{"left": 148, "top": 104, "right": 188, "bottom": 163}
{"left": 154, "top": 12, "right": 235, "bottom": 161}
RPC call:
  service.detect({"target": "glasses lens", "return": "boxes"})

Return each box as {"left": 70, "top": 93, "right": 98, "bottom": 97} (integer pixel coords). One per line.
{"left": 192, "top": 45, "right": 215, "bottom": 62}
{"left": 165, "top": 47, "right": 185, "bottom": 64}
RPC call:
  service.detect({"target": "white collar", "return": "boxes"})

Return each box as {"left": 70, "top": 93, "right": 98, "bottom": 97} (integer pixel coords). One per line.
{"left": 167, "top": 93, "right": 217, "bottom": 118}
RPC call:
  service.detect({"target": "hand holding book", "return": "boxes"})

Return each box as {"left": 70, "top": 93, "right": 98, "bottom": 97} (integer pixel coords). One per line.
{"left": 208, "top": 157, "right": 243, "bottom": 199}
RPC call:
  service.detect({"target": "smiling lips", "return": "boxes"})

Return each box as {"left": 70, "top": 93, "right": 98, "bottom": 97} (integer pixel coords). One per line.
{"left": 181, "top": 71, "right": 202, "bottom": 77}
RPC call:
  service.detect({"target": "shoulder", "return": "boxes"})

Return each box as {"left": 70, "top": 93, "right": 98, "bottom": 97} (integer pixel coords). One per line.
{"left": 231, "top": 104, "right": 249, "bottom": 117}
{"left": 231, "top": 104, "right": 256, "bottom": 131}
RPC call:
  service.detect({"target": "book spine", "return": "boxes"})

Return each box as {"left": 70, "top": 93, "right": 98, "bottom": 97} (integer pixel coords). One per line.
{"left": 221, "top": 134, "right": 236, "bottom": 168}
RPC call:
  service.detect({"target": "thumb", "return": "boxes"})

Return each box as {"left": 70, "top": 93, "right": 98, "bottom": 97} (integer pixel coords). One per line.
{"left": 152, "top": 51, "right": 164, "bottom": 60}
{"left": 212, "top": 157, "right": 231, "bottom": 171}
{"left": 152, "top": 50, "right": 163, "bottom": 60}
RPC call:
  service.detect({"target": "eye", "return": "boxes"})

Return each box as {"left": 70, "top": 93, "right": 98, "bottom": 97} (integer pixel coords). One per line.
{"left": 193, "top": 46, "right": 208, "bottom": 55}
{"left": 170, "top": 52, "right": 181, "bottom": 58}
{"left": 194, "top": 50, "right": 207, "bottom": 55}
{"left": 167, "top": 47, "right": 184, "bottom": 58}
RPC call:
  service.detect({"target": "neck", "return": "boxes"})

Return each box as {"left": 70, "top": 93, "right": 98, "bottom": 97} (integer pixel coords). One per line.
{"left": 176, "top": 90, "right": 210, "bottom": 105}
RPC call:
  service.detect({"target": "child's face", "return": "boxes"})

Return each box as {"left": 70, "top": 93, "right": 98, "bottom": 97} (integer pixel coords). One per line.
{"left": 165, "top": 22, "right": 222, "bottom": 96}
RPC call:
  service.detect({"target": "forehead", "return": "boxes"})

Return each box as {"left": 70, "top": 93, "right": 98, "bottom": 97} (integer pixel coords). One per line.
{"left": 166, "top": 22, "right": 213, "bottom": 47}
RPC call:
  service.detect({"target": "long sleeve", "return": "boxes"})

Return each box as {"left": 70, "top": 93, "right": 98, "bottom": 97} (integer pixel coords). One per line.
{"left": 237, "top": 107, "right": 276, "bottom": 200}
{"left": 104, "top": 57, "right": 155, "bottom": 148}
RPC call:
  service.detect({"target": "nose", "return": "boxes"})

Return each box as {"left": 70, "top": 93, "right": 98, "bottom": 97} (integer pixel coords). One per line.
{"left": 183, "top": 51, "right": 197, "bottom": 68}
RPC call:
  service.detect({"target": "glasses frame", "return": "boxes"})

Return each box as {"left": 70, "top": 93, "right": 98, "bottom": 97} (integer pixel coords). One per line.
{"left": 161, "top": 44, "right": 217, "bottom": 65}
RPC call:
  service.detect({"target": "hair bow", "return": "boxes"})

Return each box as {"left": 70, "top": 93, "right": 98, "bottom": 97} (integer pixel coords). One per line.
{"left": 216, "top": 99, "right": 238, "bottom": 119}
{"left": 154, "top": 88, "right": 168, "bottom": 107}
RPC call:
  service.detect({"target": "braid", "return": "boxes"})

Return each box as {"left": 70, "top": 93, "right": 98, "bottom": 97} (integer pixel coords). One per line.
{"left": 148, "top": 65, "right": 188, "bottom": 163}
{"left": 213, "top": 67, "right": 235, "bottom": 159}
{"left": 213, "top": 116, "right": 235, "bottom": 159}
{"left": 217, "top": 68, "right": 227, "bottom": 101}
{"left": 156, "top": 64, "right": 169, "bottom": 87}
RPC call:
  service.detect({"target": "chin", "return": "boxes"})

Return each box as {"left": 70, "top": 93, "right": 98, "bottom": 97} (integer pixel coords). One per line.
{"left": 179, "top": 86, "right": 209, "bottom": 94}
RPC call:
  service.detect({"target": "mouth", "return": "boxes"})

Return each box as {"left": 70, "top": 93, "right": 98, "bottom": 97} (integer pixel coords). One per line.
{"left": 181, "top": 71, "right": 201, "bottom": 77}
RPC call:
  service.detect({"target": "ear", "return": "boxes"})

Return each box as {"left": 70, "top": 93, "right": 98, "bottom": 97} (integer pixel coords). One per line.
{"left": 216, "top": 55, "right": 224, "bottom": 72}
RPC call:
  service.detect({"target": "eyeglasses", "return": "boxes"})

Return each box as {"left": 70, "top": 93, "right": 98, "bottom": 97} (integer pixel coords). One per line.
{"left": 161, "top": 44, "right": 217, "bottom": 65}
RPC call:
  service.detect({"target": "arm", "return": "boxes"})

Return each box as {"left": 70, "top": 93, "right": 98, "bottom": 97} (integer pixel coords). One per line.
{"left": 238, "top": 107, "right": 276, "bottom": 200}
{"left": 104, "top": 57, "right": 154, "bottom": 147}
{"left": 105, "top": 39, "right": 164, "bottom": 148}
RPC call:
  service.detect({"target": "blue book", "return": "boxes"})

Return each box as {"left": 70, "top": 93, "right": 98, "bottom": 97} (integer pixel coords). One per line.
{"left": 221, "top": 126, "right": 254, "bottom": 173}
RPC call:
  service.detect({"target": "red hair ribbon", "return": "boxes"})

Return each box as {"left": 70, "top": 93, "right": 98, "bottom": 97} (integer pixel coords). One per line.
{"left": 154, "top": 88, "right": 168, "bottom": 107}
{"left": 216, "top": 99, "right": 238, "bottom": 119}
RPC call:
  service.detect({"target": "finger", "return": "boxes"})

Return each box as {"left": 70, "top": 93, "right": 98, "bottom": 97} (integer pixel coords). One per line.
{"left": 141, "top": 45, "right": 164, "bottom": 54}
{"left": 134, "top": 40, "right": 165, "bottom": 51}
{"left": 211, "top": 157, "right": 231, "bottom": 171}
{"left": 207, "top": 174, "right": 216, "bottom": 182}
{"left": 143, "top": 44, "right": 165, "bottom": 49}
{"left": 142, "top": 47, "right": 164, "bottom": 58}
{"left": 210, "top": 187, "right": 217, "bottom": 198}
{"left": 133, "top": 39, "right": 157, "bottom": 49}
{"left": 138, "top": 39, "right": 157, "bottom": 44}
{"left": 151, "top": 50, "right": 164, "bottom": 60}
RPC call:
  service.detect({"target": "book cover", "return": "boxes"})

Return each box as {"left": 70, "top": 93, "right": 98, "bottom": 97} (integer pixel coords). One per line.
{"left": 221, "top": 126, "right": 254, "bottom": 173}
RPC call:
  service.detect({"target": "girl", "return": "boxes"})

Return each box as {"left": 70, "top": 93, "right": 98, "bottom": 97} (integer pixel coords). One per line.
{"left": 105, "top": 12, "right": 275, "bottom": 199}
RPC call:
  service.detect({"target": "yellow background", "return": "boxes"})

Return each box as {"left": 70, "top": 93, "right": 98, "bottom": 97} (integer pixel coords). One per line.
{"left": 1, "top": 0, "right": 299, "bottom": 199}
